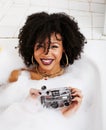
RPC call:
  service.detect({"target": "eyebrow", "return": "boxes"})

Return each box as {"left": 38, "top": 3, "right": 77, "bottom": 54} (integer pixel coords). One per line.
{"left": 50, "top": 41, "right": 61, "bottom": 44}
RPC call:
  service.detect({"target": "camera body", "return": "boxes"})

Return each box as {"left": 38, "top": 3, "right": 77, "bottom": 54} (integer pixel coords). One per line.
{"left": 40, "top": 87, "right": 72, "bottom": 109}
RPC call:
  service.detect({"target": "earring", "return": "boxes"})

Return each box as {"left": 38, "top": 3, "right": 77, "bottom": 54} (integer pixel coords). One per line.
{"left": 64, "top": 52, "right": 69, "bottom": 67}
{"left": 31, "top": 55, "right": 34, "bottom": 64}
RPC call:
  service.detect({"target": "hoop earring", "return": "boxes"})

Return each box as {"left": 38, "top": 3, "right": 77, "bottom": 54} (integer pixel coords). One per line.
{"left": 64, "top": 52, "right": 69, "bottom": 67}
{"left": 31, "top": 55, "right": 35, "bottom": 65}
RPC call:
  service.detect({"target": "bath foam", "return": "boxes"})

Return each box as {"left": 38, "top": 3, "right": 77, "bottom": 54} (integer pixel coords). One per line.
{"left": 0, "top": 55, "right": 102, "bottom": 130}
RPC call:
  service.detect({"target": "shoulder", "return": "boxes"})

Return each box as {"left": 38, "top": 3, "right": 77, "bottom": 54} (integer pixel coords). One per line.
{"left": 8, "top": 68, "right": 30, "bottom": 83}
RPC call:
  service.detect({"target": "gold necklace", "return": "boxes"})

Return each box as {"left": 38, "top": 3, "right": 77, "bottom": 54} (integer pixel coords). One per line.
{"left": 35, "top": 66, "right": 64, "bottom": 80}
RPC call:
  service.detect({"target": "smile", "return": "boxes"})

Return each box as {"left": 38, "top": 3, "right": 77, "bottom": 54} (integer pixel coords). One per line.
{"left": 41, "top": 59, "right": 54, "bottom": 65}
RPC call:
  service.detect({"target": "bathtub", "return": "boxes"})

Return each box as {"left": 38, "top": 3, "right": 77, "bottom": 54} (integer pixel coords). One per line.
{"left": 84, "top": 40, "right": 106, "bottom": 130}
{"left": 0, "top": 39, "right": 105, "bottom": 130}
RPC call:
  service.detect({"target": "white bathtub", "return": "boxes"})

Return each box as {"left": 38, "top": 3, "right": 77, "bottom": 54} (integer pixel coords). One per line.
{"left": 84, "top": 40, "right": 106, "bottom": 130}
{"left": 0, "top": 39, "right": 105, "bottom": 130}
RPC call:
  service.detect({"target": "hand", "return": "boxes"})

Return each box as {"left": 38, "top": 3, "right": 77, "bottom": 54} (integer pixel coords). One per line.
{"left": 29, "top": 88, "right": 40, "bottom": 99}
{"left": 60, "top": 87, "right": 83, "bottom": 117}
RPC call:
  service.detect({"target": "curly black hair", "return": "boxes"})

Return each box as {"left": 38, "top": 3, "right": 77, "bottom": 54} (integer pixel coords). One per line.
{"left": 18, "top": 12, "right": 87, "bottom": 67}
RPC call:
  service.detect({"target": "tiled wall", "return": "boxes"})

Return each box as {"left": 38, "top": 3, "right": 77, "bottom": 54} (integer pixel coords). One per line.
{"left": 0, "top": 0, "right": 106, "bottom": 40}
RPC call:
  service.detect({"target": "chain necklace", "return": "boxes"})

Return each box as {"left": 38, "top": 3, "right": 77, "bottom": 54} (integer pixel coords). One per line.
{"left": 35, "top": 66, "right": 64, "bottom": 80}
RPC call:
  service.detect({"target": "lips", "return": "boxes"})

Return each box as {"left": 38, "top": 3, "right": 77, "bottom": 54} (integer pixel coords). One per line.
{"left": 41, "top": 59, "right": 54, "bottom": 65}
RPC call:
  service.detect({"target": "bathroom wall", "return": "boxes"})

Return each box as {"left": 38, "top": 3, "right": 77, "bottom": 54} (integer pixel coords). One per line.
{"left": 0, "top": 0, "right": 106, "bottom": 130}
{"left": 0, "top": 0, "right": 106, "bottom": 39}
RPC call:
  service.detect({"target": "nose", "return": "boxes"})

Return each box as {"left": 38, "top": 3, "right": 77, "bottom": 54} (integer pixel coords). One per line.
{"left": 44, "top": 47, "right": 51, "bottom": 55}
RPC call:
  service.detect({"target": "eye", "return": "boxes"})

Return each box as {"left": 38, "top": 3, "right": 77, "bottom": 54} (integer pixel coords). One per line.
{"left": 51, "top": 45, "right": 59, "bottom": 49}
{"left": 35, "top": 44, "right": 44, "bottom": 49}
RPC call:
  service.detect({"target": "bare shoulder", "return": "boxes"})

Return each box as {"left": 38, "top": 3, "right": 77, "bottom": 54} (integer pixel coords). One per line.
{"left": 8, "top": 68, "right": 29, "bottom": 83}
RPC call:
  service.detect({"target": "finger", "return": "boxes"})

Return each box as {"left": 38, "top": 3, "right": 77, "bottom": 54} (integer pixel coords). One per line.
{"left": 71, "top": 88, "right": 81, "bottom": 94}
{"left": 68, "top": 87, "right": 81, "bottom": 92}
{"left": 71, "top": 96, "right": 82, "bottom": 103}
{"left": 30, "top": 88, "right": 39, "bottom": 98}
{"left": 71, "top": 91, "right": 83, "bottom": 98}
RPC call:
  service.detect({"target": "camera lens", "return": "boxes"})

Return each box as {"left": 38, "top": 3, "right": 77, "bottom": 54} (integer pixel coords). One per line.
{"left": 51, "top": 102, "right": 58, "bottom": 108}
{"left": 64, "top": 100, "right": 70, "bottom": 106}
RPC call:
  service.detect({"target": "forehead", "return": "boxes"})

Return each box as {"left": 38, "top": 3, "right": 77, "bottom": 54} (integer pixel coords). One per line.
{"left": 45, "top": 33, "right": 62, "bottom": 43}
{"left": 51, "top": 33, "right": 62, "bottom": 41}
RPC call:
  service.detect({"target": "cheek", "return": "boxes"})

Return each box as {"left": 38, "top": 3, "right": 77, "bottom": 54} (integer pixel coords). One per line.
{"left": 34, "top": 51, "right": 39, "bottom": 60}
{"left": 54, "top": 51, "right": 63, "bottom": 60}
{"left": 34, "top": 49, "right": 43, "bottom": 59}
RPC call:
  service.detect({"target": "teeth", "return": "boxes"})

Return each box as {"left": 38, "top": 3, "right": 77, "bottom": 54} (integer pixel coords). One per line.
{"left": 42, "top": 60, "right": 51, "bottom": 63}
{"left": 41, "top": 59, "right": 53, "bottom": 65}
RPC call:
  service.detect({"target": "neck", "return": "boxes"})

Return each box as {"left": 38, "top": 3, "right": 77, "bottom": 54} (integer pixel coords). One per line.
{"left": 39, "top": 65, "right": 61, "bottom": 75}
{"left": 35, "top": 65, "right": 64, "bottom": 79}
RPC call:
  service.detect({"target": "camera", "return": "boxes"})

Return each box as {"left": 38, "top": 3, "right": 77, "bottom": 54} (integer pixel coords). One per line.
{"left": 40, "top": 86, "right": 72, "bottom": 109}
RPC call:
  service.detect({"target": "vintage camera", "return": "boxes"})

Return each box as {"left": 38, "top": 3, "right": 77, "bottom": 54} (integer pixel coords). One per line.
{"left": 40, "top": 86, "right": 72, "bottom": 109}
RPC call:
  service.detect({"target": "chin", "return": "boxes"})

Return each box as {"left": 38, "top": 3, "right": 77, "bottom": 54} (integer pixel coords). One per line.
{"left": 40, "top": 65, "right": 55, "bottom": 72}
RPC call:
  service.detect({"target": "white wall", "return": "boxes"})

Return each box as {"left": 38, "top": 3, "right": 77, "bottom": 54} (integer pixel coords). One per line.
{"left": 0, "top": 0, "right": 106, "bottom": 130}
{"left": 0, "top": 0, "right": 106, "bottom": 39}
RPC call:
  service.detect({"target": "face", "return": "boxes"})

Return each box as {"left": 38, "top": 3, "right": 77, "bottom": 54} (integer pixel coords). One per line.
{"left": 34, "top": 33, "right": 63, "bottom": 73}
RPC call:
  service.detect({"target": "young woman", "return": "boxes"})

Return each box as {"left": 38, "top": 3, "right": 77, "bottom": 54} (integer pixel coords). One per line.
{"left": 0, "top": 12, "right": 101, "bottom": 130}
{"left": 8, "top": 12, "right": 85, "bottom": 116}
